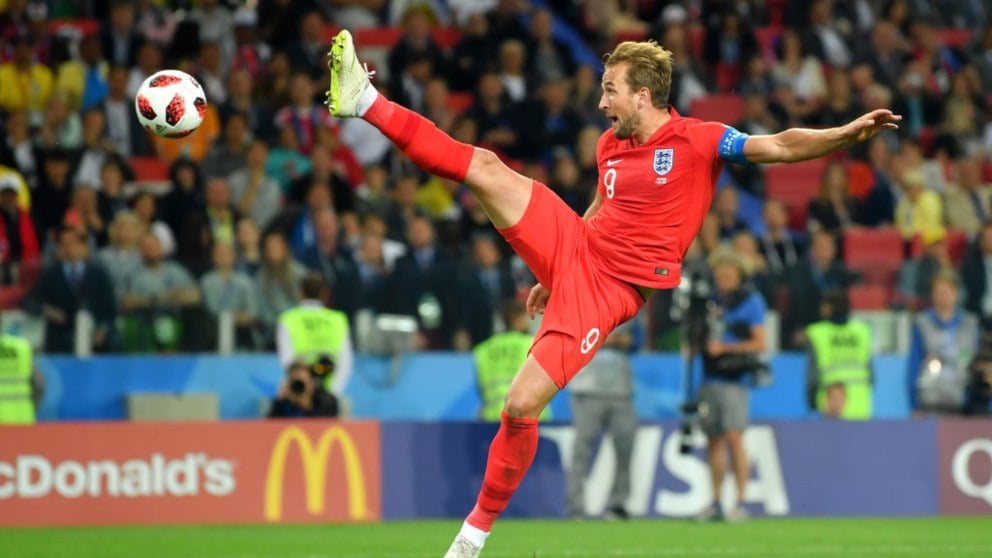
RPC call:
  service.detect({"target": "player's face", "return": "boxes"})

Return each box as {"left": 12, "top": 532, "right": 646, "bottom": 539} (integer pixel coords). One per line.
{"left": 599, "top": 64, "right": 640, "bottom": 140}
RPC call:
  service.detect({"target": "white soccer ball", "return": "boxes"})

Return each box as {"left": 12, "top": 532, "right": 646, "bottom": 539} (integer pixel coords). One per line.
{"left": 134, "top": 69, "right": 207, "bottom": 138}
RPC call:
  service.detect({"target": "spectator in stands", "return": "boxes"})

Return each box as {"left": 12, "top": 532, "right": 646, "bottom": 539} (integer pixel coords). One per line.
{"left": 861, "top": 135, "right": 899, "bottom": 227}
{"left": 176, "top": 177, "right": 239, "bottom": 277}
{"left": 134, "top": 0, "right": 177, "bottom": 47}
{"left": 391, "top": 51, "right": 435, "bottom": 115}
{"left": 549, "top": 152, "right": 590, "bottom": 216}
{"left": 268, "top": 359, "right": 340, "bottom": 419}
{"left": 200, "top": 240, "right": 257, "bottom": 350}
{"left": 200, "top": 112, "right": 251, "bottom": 180}
{"left": 859, "top": 19, "right": 910, "bottom": 92}
{"left": 941, "top": 72, "right": 982, "bottom": 147}
{"left": 808, "top": 161, "right": 861, "bottom": 235}
{"left": 525, "top": 8, "right": 575, "bottom": 89}
{"left": 0, "top": 175, "right": 39, "bottom": 284}
{"left": 63, "top": 185, "right": 107, "bottom": 248}
{"left": 297, "top": 208, "right": 362, "bottom": 324}
{"left": 230, "top": 7, "right": 271, "bottom": 80}
{"left": 31, "top": 226, "right": 117, "bottom": 354}
{"left": 712, "top": 187, "right": 748, "bottom": 240}
{"left": 895, "top": 168, "right": 945, "bottom": 242}
{"left": 804, "top": 0, "right": 853, "bottom": 69}
{"left": 898, "top": 228, "right": 956, "bottom": 310}
{"left": 583, "top": 0, "right": 648, "bottom": 52}
{"left": 388, "top": 215, "right": 456, "bottom": 348}
{"left": 971, "top": 24, "right": 992, "bottom": 92}
{"left": 228, "top": 141, "right": 282, "bottom": 231}
{"left": 255, "top": 51, "right": 292, "bottom": 113}
{"left": 384, "top": 175, "right": 428, "bottom": 242}
{"left": 466, "top": 71, "right": 522, "bottom": 158}
{"left": 33, "top": 148, "right": 74, "bottom": 246}
{"left": 455, "top": 234, "right": 515, "bottom": 349}
{"left": 893, "top": 60, "right": 943, "bottom": 139}
{"left": 360, "top": 214, "right": 406, "bottom": 272}
{"left": 819, "top": 70, "right": 864, "bottom": 128}
{"left": 0, "top": 111, "right": 39, "bottom": 189}
{"left": 570, "top": 65, "right": 608, "bottom": 128}
{"left": 355, "top": 232, "right": 393, "bottom": 315}
{"left": 782, "top": 231, "right": 854, "bottom": 350}
{"left": 266, "top": 127, "right": 312, "bottom": 195}
{"left": 285, "top": 10, "right": 329, "bottom": 81}
{"left": 450, "top": 12, "right": 496, "bottom": 92}
{"left": 0, "top": 34, "right": 53, "bottom": 121}
{"left": 96, "top": 158, "right": 129, "bottom": 226}
{"left": 150, "top": 102, "right": 222, "bottom": 166}
{"left": 73, "top": 109, "right": 113, "bottom": 188}
{"left": 102, "top": 64, "right": 151, "bottom": 158}
{"left": 101, "top": 0, "right": 144, "bottom": 68}
{"left": 123, "top": 232, "right": 201, "bottom": 352}
{"left": 255, "top": 231, "right": 306, "bottom": 343}
{"left": 497, "top": 39, "right": 530, "bottom": 103}
{"left": 772, "top": 29, "right": 827, "bottom": 123}
{"left": 388, "top": 5, "right": 446, "bottom": 88}
{"left": 189, "top": 0, "right": 235, "bottom": 67}
{"left": 663, "top": 23, "right": 713, "bottom": 115}
{"left": 423, "top": 77, "right": 457, "bottom": 133}
{"left": 962, "top": 224, "right": 992, "bottom": 329}
{"left": 127, "top": 41, "right": 163, "bottom": 102}
{"left": 328, "top": 0, "right": 385, "bottom": 29}
{"left": 732, "top": 231, "right": 774, "bottom": 304}
{"left": 705, "top": 10, "right": 757, "bottom": 80}
{"left": 257, "top": 0, "right": 320, "bottom": 50}
{"left": 42, "top": 95, "right": 82, "bottom": 151}
{"left": 98, "top": 211, "right": 142, "bottom": 304}
{"left": 907, "top": 272, "right": 979, "bottom": 416}
{"left": 235, "top": 217, "right": 262, "bottom": 275}
{"left": 196, "top": 41, "right": 229, "bottom": 107}
{"left": 534, "top": 80, "right": 584, "bottom": 161}
{"left": 219, "top": 69, "right": 274, "bottom": 141}
{"left": 55, "top": 34, "right": 108, "bottom": 113}
{"left": 160, "top": 160, "right": 204, "bottom": 237}
{"left": 274, "top": 72, "right": 336, "bottom": 156}
{"left": 806, "top": 289, "right": 874, "bottom": 420}
{"left": 355, "top": 165, "right": 391, "bottom": 218}
{"left": 132, "top": 191, "right": 176, "bottom": 258}
{"left": 943, "top": 156, "right": 990, "bottom": 239}
{"left": 759, "top": 199, "right": 804, "bottom": 280}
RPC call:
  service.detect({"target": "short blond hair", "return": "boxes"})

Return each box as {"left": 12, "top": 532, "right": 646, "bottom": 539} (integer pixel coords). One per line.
{"left": 604, "top": 41, "right": 674, "bottom": 109}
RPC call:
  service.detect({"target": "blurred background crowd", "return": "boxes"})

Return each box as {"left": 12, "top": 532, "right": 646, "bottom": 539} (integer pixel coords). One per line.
{"left": 2, "top": 0, "right": 992, "bottom": 361}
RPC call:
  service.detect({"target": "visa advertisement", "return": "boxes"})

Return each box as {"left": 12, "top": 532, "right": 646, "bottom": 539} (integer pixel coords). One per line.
{"left": 0, "top": 419, "right": 987, "bottom": 526}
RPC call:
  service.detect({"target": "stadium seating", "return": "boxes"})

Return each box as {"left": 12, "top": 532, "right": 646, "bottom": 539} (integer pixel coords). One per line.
{"left": 765, "top": 158, "right": 828, "bottom": 230}
{"left": 690, "top": 94, "right": 744, "bottom": 124}
{"left": 842, "top": 227, "right": 905, "bottom": 286}
{"left": 848, "top": 284, "right": 890, "bottom": 311}
{"left": 130, "top": 157, "right": 170, "bottom": 182}
{"left": 908, "top": 229, "right": 969, "bottom": 265}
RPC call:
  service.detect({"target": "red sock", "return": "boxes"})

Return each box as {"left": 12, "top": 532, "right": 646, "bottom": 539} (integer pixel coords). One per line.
{"left": 362, "top": 95, "right": 474, "bottom": 182}
{"left": 466, "top": 411, "right": 539, "bottom": 532}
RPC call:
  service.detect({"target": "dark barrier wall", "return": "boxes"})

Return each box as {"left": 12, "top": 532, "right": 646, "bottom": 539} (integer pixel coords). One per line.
{"left": 1, "top": 419, "right": 989, "bottom": 526}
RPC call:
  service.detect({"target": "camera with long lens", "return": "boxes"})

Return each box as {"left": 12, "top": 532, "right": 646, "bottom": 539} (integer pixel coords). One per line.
{"left": 288, "top": 355, "right": 336, "bottom": 396}
{"left": 673, "top": 272, "right": 712, "bottom": 455}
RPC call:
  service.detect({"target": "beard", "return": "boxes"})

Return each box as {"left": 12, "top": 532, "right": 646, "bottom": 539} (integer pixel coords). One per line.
{"left": 613, "top": 112, "right": 640, "bottom": 139}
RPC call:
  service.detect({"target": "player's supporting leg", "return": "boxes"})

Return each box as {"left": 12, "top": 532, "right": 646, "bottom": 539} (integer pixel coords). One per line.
{"left": 444, "top": 356, "right": 559, "bottom": 557}
{"left": 325, "top": 30, "right": 532, "bottom": 229}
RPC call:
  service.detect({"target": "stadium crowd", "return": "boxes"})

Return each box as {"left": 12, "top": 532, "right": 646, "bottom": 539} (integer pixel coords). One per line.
{"left": 1, "top": 0, "right": 992, "bottom": 378}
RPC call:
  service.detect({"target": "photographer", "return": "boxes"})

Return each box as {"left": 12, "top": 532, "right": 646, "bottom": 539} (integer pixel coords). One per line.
{"left": 696, "top": 250, "right": 767, "bottom": 523}
{"left": 268, "top": 358, "right": 340, "bottom": 418}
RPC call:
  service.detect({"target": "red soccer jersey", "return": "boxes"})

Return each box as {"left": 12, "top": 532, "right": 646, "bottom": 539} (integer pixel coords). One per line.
{"left": 587, "top": 109, "right": 732, "bottom": 290}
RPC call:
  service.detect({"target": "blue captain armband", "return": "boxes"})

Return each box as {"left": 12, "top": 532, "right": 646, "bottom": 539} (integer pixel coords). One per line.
{"left": 718, "top": 127, "right": 750, "bottom": 164}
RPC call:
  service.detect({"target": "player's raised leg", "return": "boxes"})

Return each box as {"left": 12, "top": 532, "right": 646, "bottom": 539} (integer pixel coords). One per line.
{"left": 444, "top": 355, "right": 559, "bottom": 558}
{"left": 325, "top": 30, "right": 532, "bottom": 229}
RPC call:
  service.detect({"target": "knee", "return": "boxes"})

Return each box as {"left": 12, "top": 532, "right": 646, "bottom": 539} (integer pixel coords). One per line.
{"left": 503, "top": 390, "right": 545, "bottom": 419}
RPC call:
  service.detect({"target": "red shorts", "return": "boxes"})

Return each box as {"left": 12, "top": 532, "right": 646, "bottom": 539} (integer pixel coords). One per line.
{"left": 498, "top": 182, "right": 645, "bottom": 388}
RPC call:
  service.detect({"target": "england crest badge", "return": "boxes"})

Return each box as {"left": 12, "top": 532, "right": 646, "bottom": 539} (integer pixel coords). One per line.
{"left": 653, "top": 148, "right": 674, "bottom": 176}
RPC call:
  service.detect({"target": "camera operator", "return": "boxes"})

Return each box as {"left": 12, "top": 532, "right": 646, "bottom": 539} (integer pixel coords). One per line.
{"left": 696, "top": 250, "right": 767, "bottom": 523}
{"left": 268, "top": 358, "right": 340, "bottom": 418}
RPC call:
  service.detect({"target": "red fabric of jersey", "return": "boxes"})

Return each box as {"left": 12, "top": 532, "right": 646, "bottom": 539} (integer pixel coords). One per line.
{"left": 588, "top": 110, "right": 728, "bottom": 289}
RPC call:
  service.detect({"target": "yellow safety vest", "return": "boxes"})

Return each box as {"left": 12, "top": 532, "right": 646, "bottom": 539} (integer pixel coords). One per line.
{"left": 0, "top": 334, "right": 34, "bottom": 424}
{"left": 474, "top": 331, "right": 550, "bottom": 422}
{"left": 278, "top": 305, "right": 349, "bottom": 390}
{"left": 806, "top": 320, "right": 873, "bottom": 420}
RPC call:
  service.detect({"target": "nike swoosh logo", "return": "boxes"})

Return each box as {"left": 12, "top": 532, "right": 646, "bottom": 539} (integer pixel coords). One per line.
{"left": 606, "top": 159, "right": 623, "bottom": 166}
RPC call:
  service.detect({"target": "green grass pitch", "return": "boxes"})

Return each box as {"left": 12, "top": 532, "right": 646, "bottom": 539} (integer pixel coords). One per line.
{"left": 4, "top": 518, "right": 991, "bottom": 558}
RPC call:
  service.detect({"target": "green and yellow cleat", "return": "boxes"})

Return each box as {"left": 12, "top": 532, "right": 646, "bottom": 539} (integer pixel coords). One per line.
{"left": 324, "top": 29, "right": 375, "bottom": 118}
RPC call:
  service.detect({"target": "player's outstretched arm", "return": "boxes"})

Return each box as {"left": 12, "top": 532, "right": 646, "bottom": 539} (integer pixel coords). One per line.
{"left": 743, "top": 109, "right": 902, "bottom": 165}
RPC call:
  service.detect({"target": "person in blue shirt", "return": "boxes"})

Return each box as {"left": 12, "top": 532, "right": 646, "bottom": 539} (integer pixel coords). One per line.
{"left": 696, "top": 249, "right": 767, "bottom": 522}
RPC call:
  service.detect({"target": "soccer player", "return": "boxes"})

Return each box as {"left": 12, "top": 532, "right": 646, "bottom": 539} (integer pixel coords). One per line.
{"left": 325, "top": 30, "right": 900, "bottom": 558}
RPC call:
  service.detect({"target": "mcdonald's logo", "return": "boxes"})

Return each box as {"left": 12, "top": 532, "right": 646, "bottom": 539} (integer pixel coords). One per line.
{"left": 264, "top": 425, "right": 370, "bottom": 521}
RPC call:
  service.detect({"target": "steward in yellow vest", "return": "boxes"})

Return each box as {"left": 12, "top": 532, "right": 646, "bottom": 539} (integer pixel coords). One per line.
{"left": 805, "top": 289, "right": 873, "bottom": 420}
{"left": 0, "top": 333, "right": 39, "bottom": 424}
{"left": 474, "top": 301, "right": 550, "bottom": 422}
{"left": 276, "top": 273, "right": 352, "bottom": 395}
